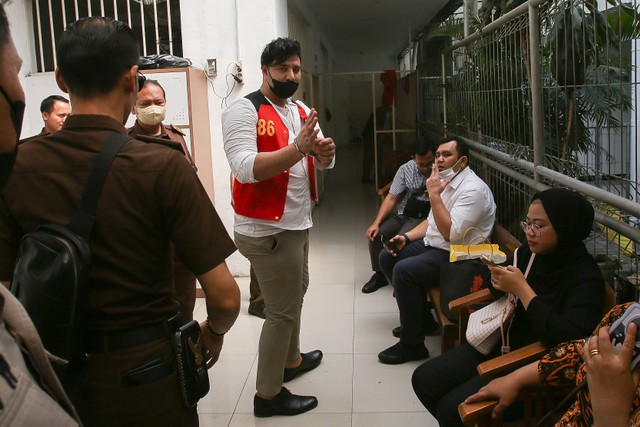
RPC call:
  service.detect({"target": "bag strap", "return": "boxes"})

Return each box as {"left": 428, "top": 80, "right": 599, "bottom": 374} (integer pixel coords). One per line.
{"left": 462, "top": 226, "right": 491, "bottom": 247}
{"left": 68, "top": 133, "right": 132, "bottom": 238}
{"left": 501, "top": 247, "right": 536, "bottom": 354}
{"left": 461, "top": 226, "right": 493, "bottom": 258}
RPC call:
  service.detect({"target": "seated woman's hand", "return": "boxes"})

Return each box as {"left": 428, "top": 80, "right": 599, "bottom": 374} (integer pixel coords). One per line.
{"left": 464, "top": 374, "right": 522, "bottom": 419}
{"left": 490, "top": 265, "right": 537, "bottom": 307}
{"left": 584, "top": 323, "right": 640, "bottom": 427}
{"left": 489, "top": 265, "right": 525, "bottom": 294}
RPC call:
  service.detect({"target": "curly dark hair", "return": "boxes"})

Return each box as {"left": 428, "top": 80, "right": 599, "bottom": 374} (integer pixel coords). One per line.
{"left": 260, "top": 37, "right": 301, "bottom": 66}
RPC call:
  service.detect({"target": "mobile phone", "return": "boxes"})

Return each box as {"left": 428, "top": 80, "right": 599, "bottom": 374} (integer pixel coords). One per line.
{"left": 479, "top": 254, "right": 497, "bottom": 267}
{"left": 609, "top": 303, "right": 640, "bottom": 369}
{"left": 381, "top": 235, "right": 400, "bottom": 254}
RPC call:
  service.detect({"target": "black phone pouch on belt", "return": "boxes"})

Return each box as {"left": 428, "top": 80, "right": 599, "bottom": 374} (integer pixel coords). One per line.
{"left": 173, "top": 320, "right": 210, "bottom": 407}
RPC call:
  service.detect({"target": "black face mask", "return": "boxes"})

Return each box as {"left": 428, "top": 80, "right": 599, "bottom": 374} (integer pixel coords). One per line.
{"left": 268, "top": 71, "right": 299, "bottom": 99}
{"left": 0, "top": 85, "right": 25, "bottom": 189}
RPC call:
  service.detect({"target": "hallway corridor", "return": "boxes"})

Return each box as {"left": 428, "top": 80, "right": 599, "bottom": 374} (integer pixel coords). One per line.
{"left": 195, "top": 144, "right": 440, "bottom": 426}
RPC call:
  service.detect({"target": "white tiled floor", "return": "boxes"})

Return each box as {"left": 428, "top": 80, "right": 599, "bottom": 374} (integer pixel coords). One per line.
{"left": 194, "top": 145, "right": 440, "bottom": 426}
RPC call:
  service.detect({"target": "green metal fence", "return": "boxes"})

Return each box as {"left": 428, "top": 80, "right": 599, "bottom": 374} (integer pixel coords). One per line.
{"left": 417, "top": 0, "right": 640, "bottom": 301}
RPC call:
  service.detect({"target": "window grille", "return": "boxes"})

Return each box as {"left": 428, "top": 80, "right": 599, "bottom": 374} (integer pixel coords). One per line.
{"left": 32, "top": 0, "right": 183, "bottom": 73}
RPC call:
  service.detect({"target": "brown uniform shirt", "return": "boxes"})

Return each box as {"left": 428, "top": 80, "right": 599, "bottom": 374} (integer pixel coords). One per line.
{"left": 0, "top": 115, "right": 235, "bottom": 331}
{"left": 128, "top": 120, "right": 197, "bottom": 171}
{"left": 128, "top": 120, "right": 200, "bottom": 320}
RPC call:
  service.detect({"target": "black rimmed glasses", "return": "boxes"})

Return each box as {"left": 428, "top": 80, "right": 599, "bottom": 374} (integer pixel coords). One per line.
{"left": 520, "top": 221, "right": 551, "bottom": 237}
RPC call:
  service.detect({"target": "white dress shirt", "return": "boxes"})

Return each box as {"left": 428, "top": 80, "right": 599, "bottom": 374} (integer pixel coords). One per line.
{"left": 424, "top": 166, "right": 496, "bottom": 251}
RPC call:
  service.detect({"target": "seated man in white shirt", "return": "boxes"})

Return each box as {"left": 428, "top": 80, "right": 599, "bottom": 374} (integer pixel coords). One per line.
{"left": 377, "top": 136, "right": 496, "bottom": 365}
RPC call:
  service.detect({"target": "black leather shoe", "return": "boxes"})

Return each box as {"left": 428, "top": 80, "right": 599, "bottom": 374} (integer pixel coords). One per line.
{"left": 248, "top": 306, "right": 266, "bottom": 319}
{"left": 254, "top": 387, "right": 318, "bottom": 417}
{"left": 362, "top": 272, "right": 388, "bottom": 294}
{"left": 378, "top": 341, "right": 429, "bottom": 365}
{"left": 283, "top": 350, "right": 323, "bottom": 382}
{"left": 392, "top": 314, "right": 440, "bottom": 338}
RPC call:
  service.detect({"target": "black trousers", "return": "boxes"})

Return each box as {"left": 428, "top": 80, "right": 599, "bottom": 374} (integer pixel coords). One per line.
{"left": 412, "top": 343, "right": 497, "bottom": 427}
{"left": 379, "top": 242, "right": 448, "bottom": 345}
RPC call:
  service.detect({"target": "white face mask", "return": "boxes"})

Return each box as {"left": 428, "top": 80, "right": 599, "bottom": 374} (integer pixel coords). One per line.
{"left": 136, "top": 104, "right": 166, "bottom": 126}
{"left": 439, "top": 157, "right": 465, "bottom": 182}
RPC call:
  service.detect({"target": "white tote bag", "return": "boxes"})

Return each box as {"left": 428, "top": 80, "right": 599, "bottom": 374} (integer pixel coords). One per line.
{"left": 466, "top": 248, "right": 535, "bottom": 355}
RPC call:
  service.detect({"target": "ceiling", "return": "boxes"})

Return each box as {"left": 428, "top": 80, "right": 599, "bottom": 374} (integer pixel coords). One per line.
{"left": 292, "top": 0, "right": 456, "bottom": 56}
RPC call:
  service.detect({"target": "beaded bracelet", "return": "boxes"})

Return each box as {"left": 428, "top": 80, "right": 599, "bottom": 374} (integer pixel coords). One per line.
{"left": 205, "top": 319, "right": 228, "bottom": 336}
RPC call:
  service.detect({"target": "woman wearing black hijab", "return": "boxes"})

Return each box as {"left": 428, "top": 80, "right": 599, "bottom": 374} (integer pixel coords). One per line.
{"left": 412, "top": 188, "right": 605, "bottom": 426}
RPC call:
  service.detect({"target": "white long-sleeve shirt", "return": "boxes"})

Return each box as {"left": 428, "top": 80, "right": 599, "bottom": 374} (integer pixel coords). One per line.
{"left": 222, "top": 95, "right": 334, "bottom": 237}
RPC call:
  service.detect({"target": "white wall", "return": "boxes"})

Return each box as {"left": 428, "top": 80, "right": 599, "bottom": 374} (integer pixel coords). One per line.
{"left": 181, "top": 0, "right": 337, "bottom": 275}
{"left": 5, "top": 0, "right": 339, "bottom": 276}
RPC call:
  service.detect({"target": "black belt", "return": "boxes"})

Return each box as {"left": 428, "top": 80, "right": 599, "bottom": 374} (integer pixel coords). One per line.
{"left": 84, "top": 313, "right": 183, "bottom": 353}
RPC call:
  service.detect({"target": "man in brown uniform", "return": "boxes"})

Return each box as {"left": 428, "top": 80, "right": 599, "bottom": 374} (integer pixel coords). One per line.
{"left": 0, "top": 16, "right": 240, "bottom": 427}
{"left": 128, "top": 79, "right": 195, "bottom": 169}
{"left": 40, "top": 94, "right": 70, "bottom": 133}
{"left": 128, "top": 79, "right": 198, "bottom": 321}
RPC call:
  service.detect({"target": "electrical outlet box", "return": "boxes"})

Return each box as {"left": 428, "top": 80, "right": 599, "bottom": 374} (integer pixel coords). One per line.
{"left": 206, "top": 58, "right": 217, "bottom": 77}
{"left": 234, "top": 60, "right": 243, "bottom": 84}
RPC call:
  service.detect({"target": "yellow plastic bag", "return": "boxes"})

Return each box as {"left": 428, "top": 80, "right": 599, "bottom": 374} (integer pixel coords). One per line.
{"left": 449, "top": 243, "right": 506, "bottom": 263}
{"left": 449, "top": 227, "right": 507, "bottom": 263}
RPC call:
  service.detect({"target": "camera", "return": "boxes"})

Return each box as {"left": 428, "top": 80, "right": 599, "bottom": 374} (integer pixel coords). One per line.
{"left": 608, "top": 302, "right": 640, "bottom": 369}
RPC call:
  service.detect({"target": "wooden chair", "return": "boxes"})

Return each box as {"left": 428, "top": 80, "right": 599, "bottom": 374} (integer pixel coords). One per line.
{"left": 377, "top": 181, "right": 392, "bottom": 203}
{"left": 456, "top": 283, "right": 616, "bottom": 426}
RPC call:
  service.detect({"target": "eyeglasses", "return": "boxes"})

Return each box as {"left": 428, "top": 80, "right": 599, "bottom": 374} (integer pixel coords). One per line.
{"left": 137, "top": 72, "right": 146, "bottom": 92}
{"left": 416, "top": 161, "right": 434, "bottom": 170}
{"left": 520, "top": 221, "right": 551, "bottom": 237}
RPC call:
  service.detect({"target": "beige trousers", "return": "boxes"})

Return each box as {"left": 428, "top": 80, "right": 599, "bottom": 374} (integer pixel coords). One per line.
{"left": 235, "top": 229, "right": 309, "bottom": 396}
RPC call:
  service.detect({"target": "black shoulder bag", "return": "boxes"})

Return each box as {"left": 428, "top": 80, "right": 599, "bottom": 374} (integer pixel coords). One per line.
{"left": 10, "top": 133, "right": 131, "bottom": 364}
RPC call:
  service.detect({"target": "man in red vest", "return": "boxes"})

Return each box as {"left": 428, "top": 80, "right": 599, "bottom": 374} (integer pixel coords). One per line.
{"left": 222, "top": 37, "right": 335, "bottom": 418}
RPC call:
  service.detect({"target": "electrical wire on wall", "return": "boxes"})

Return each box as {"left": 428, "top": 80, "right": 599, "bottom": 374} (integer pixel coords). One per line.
{"left": 197, "top": 61, "right": 242, "bottom": 108}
